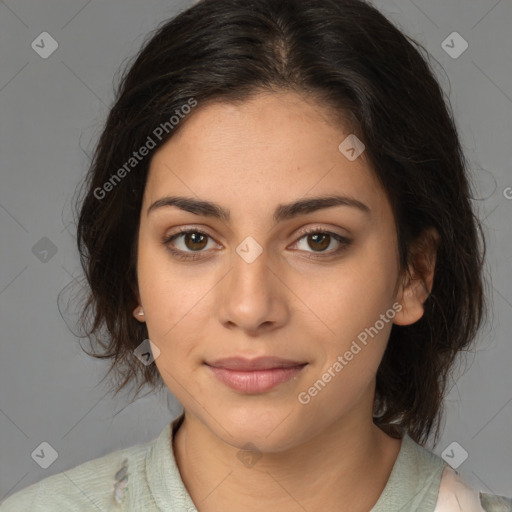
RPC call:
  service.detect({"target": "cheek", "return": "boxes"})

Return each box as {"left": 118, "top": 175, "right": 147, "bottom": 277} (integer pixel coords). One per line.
{"left": 136, "top": 245, "right": 228, "bottom": 399}
{"left": 136, "top": 236, "right": 210, "bottom": 336}
{"left": 299, "top": 252, "right": 396, "bottom": 342}
{"left": 300, "top": 241, "right": 398, "bottom": 391}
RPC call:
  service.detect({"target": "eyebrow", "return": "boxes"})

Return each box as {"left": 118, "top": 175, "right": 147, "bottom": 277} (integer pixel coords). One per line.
{"left": 147, "top": 194, "right": 371, "bottom": 224}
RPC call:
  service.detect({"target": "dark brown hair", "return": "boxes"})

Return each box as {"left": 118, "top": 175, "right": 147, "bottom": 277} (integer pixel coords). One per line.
{"left": 71, "top": 0, "right": 487, "bottom": 446}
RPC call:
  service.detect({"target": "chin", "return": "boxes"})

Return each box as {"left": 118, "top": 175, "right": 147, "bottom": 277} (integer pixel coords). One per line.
{"left": 203, "top": 403, "right": 307, "bottom": 452}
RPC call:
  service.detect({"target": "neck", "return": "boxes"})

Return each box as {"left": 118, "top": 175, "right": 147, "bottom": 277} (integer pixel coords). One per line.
{"left": 172, "top": 408, "right": 402, "bottom": 512}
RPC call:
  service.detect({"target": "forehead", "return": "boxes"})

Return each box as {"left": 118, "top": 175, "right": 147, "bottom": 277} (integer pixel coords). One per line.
{"left": 143, "top": 92, "right": 390, "bottom": 224}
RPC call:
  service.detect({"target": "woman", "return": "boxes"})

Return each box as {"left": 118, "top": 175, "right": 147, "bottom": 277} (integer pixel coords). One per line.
{"left": 1, "top": 0, "right": 510, "bottom": 510}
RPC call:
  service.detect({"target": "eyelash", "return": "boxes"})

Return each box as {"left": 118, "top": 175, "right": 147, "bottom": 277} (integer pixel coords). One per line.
{"left": 162, "top": 226, "right": 352, "bottom": 262}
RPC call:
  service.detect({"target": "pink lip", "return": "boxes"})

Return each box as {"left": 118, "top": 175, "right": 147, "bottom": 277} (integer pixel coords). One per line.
{"left": 205, "top": 357, "right": 307, "bottom": 393}
{"left": 207, "top": 356, "right": 306, "bottom": 371}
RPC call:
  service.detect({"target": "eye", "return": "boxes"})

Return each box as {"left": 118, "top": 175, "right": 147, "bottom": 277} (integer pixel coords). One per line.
{"left": 291, "top": 228, "right": 352, "bottom": 259}
{"left": 163, "top": 228, "right": 220, "bottom": 261}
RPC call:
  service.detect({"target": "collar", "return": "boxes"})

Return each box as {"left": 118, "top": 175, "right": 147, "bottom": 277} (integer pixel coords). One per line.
{"left": 371, "top": 434, "right": 445, "bottom": 511}
{"left": 145, "top": 412, "right": 197, "bottom": 511}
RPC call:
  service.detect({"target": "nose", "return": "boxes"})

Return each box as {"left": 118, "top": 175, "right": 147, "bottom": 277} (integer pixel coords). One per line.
{"left": 217, "top": 245, "right": 289, "bottom": 336}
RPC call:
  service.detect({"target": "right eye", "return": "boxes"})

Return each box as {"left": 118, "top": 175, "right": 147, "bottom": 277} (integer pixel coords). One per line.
{"left": 162, "top": 228, "right": 221, "bottom": 261}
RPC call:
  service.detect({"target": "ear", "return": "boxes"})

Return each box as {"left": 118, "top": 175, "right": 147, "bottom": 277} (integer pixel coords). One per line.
{"left": 393, "top": 226, "right": 440, "bottom": 326}
{"left": 130, "top": 275, "right": 141, "bottom": 305}
{"left": 130, "top": 284, "right": 144, "bottom": 321}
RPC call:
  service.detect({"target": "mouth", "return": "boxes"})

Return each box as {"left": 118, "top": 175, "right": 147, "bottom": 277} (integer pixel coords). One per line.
{"left": 205, "top": 356, "right": 308, "bottom": 393}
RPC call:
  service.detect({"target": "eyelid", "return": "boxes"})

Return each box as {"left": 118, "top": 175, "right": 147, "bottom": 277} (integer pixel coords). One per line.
{"left": 293, "top": 224, "right": 350, "bottom": 240}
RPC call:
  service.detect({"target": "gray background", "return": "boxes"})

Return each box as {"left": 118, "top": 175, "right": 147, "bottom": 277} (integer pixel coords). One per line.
{"left": 1, "top": 0, "right": 511, "bottom": 503}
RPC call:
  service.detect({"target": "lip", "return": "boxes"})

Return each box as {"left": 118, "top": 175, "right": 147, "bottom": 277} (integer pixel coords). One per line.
{"left": 205, "top": 357, "right": 307, "bottom": 393}
{"left": 207, "top": 356, "right": 306, "bottom": 371}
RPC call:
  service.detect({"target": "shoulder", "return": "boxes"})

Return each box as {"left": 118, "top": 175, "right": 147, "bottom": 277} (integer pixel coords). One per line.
{"left": 434, "top": 465, "right": 512, "bottom": 512}
{"left": 480, "top": 493, "right": 512, "bottom": 512}
{"left": 0, "top": 437, "right": 152, "bottom": 512}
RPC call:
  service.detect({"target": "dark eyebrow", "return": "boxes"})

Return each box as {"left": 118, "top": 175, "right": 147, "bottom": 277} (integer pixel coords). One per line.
{"left": 147, "top": 194, "right": 370, "bottom": 223}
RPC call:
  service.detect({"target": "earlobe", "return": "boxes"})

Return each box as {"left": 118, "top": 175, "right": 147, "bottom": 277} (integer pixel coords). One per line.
{"left": 393, "top": 227, "right": 440, "bottom": 327}
{"left": 393, "top": 278, "right": 430, "bottom": 326}
{"left": 133, "top": 305, "right": 145, "bottom": 321}
{"left": 132, "top": 287, "right": 145, "bottom": 321}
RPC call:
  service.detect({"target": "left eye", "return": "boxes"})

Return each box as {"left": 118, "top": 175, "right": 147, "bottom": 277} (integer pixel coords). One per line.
{"left": 293, "top": 229, "right": 350, "bottom": 254}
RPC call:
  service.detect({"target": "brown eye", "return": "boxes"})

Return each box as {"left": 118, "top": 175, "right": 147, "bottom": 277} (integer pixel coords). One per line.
{"left": 306, "top": 232, "right": 331, "bottom": 251}
{"left": 163, "top": 228, "right": 219, "bottom": 260}
{"left": 181, "top": 232, "right": 208, "bottom": 251}
{"left": 292, "top": 228, "right": 352, "bottom": 259}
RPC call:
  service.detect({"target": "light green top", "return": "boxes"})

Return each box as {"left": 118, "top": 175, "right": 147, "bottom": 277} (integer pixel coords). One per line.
{"left": 1, "top": 414, "right": 510, "bottom": 511}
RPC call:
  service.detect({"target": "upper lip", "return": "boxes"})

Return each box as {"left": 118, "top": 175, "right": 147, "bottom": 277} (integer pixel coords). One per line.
{"left": 206, "top": 356, "right": 307, "bottom": 371}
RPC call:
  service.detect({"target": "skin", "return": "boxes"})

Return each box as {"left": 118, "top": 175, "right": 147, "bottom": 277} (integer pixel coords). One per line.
{"left": 133, "top": 91, "right": 438, "bottom": 512}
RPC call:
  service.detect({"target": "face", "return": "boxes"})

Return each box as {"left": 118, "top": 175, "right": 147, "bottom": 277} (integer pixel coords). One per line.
{"left": 135, "top": 91, "right": 415, "bottom": 452}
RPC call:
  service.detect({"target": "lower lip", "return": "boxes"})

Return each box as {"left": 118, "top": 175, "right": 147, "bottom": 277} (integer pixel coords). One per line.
{"left": 206, "top": 365, "right": 306, "bottom": 393}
